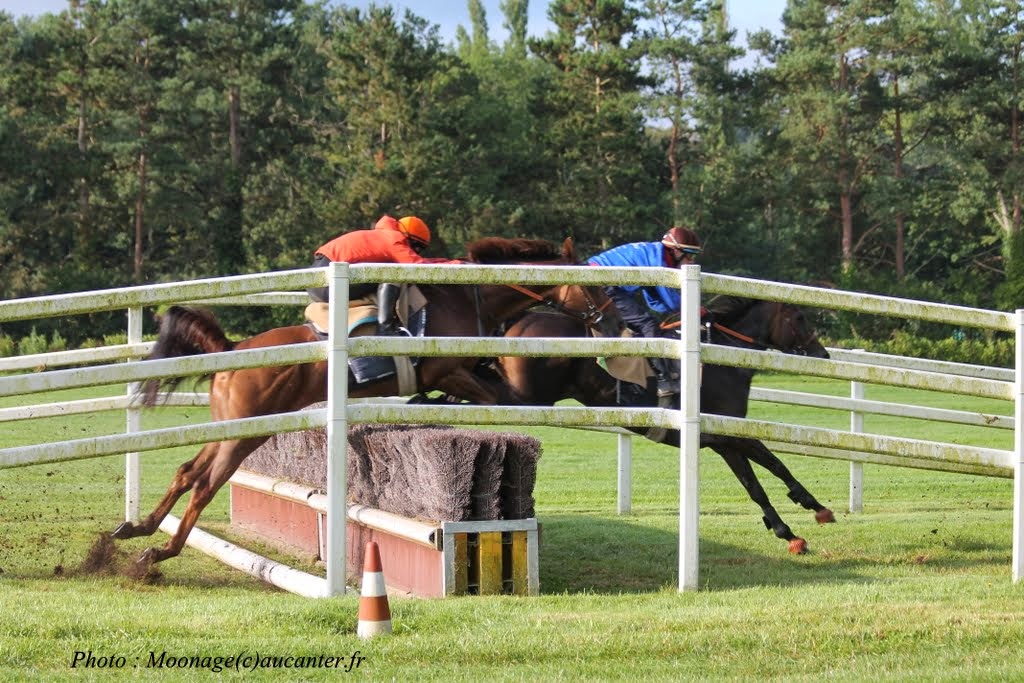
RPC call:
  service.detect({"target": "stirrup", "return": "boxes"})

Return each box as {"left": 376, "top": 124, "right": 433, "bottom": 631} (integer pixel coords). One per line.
{"left": 377, "top": 322, "right": 409, "bottom": 337}
{"left": 656, "top": 377, "right": 676, "bottom": 398}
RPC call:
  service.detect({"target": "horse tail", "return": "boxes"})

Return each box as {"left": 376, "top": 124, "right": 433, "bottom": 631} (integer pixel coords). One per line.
{"left": 138, "top": 306, "right": 235, "bottom": 407}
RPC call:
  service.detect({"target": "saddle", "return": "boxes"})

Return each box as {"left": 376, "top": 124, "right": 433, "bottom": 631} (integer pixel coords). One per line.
{"left": 303, "top": 285, "right": 428, "bottom": 395}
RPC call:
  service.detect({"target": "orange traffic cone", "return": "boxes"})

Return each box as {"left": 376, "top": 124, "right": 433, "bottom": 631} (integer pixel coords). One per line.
{"left": 356, "top": 541, "right": 392, "bottom": 639}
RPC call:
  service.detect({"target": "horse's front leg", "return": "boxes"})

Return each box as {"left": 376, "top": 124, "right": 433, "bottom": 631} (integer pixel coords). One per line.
{"left": 136, "top": 437, "right": 267, "bottom": 564}
{"left": 111, "top": 442, "right": 220, "bottom": 541}
{"left": 710, "top": 442, "right": 808, "bottom": 554}
{"left": 741, "top": 437, "right": 836, "bottom": 524}
{"left": 434, "top": 366, "right": 522, "bottom": 405}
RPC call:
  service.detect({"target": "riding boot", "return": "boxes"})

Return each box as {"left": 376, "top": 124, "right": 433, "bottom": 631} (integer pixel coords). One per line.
{"left": 646, "top": 356, "right": 676, "bottom": 442}
{"left": 376, "top": 283, "right": 402, "bottom": 336}
{"left": 649, "top": 356, "right": 677, "bottom": 398}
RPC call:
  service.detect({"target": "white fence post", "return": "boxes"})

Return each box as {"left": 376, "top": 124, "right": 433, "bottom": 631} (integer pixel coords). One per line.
{"left": 125, "top": 306, "right": 143, "bottom": 522}
{"left": 849, "top": 349, "right": 865, "bottom": 514}
{"left": 678, "top": 265, "right": 701, "bottom": 591}
{"left": 1013, "top": 309, "right": 1024, "bottom": 582}
{"left": 325, "top": 262, "right": 350, "bottom": 597}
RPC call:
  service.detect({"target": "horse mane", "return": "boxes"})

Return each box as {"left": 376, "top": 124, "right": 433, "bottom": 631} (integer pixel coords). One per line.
{"left": 465, "top": 237, "right": 564, "bottom": 264}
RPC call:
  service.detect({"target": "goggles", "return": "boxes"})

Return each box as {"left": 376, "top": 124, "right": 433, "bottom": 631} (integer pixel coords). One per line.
{"left": 662, "top": 233, "right": 702, "bottom": 256}
{"left": 670, "top": 246, "right": 701, "bottom": 262}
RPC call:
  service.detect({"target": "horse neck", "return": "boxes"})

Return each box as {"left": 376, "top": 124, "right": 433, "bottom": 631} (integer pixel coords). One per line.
{"left": 708, "top": 304, "right": 770, "bottom": 385}
{"left": 728, "top": 303, "right": 779, "bottom": 348}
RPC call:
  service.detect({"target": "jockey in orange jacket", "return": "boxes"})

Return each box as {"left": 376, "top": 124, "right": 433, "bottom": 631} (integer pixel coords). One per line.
{"left": 309, "top": 215, "right": 459, "bottom": 335}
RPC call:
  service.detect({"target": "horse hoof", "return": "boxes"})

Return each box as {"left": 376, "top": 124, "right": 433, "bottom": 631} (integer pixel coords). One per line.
{"left": 137, "top": 547, "right": 160, "bottom": 565}
{"left": 788, "top": 538, "right": 808, "bottom": 554}
{"left": 111, "top": 522, "right": 134, "bottom": 539}
{"left": 815, "top": 508, "right": 835, "bottom": 524}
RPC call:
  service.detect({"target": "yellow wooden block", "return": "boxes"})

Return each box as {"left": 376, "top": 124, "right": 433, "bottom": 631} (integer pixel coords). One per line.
{"left": 454, "top": 532, "right": 469, "bottom": 595}
{"left": 510, "top": 531, "right": 528, "bottom": 595}
{"left": 476, "top": 532, "right": 504, "bottom": 595}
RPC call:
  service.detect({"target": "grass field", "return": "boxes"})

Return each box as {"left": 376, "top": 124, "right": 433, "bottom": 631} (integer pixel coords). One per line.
{"left": 1, "top": 375, "right": 1023, "bottom": 681}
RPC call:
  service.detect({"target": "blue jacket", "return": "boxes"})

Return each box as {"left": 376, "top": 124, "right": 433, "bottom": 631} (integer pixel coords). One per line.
{"left": 588, "top": 242, "right": 680, "bottom": 314}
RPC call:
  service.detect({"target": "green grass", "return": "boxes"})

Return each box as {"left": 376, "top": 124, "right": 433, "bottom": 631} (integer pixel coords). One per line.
{"left": 2, "top": 376, "right": 1023, "bottom": 681}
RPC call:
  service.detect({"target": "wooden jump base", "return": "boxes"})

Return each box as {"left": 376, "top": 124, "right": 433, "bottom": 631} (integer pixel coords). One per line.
{"left": 229, "top": 469, "right": 540, "bottom": 597}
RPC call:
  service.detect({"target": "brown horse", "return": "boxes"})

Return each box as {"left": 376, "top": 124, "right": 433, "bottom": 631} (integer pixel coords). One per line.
{"left": 113, "top": 237, "right": 620, "bottom": 565}
{"left": 454, "top": 298, "right": 836, "bottom": 554}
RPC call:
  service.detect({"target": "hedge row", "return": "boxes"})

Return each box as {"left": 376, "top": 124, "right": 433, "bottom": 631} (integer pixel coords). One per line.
{"left": 825, "top": 330, "right": 1014, "bottom": 369}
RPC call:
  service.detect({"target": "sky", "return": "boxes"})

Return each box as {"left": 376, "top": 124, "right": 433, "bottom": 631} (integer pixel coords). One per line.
{"left": 0, "top": 0, "right": 787, "bottom": 46}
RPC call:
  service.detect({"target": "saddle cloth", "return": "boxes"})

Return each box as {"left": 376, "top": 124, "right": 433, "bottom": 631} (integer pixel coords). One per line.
{"left": 596, "top": 328, "right": 700, "bottom": 388}
{"left": 303, "top": 298, "right": 375, "bottom": 336}
{"left": 302, "top": 286, "right": 428, "bottom": 395}
{"left": 596, "top": 328, "right": 653, "bottom": 386}
{"left": 303, "top": 287, "right": 428, "bottom": 335}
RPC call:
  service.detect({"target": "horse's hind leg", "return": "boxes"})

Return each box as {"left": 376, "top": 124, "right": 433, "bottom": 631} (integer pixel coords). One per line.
{"left": 741, "top": 437, "right": 835, "bottom": 524}
{"left": 111, "top": 442, "right": 220, "bottom": 540}
{"left": 711, "top": 443, "right": 808, "bottom": 554}
{"left": 139, "top": 437, "right": 266, "bottom": 563}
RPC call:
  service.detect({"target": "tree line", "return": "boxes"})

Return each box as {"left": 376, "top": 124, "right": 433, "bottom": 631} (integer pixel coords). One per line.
{"left": 0, "top": 0, "right": 1021, "bottom": 346}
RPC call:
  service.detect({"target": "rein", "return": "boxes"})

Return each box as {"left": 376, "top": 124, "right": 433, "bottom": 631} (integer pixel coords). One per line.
{"left": 661, "top": 318, "right": 761, "bottom": 347}
{"left": 662, "top": 303, "right": 813, "bottom": 353}
{"left": 504, "top": 283, "right": 611, "bottom": 328}
{"left": 472, "top": 285, "right": 486, "bottom": 337}
{"left": 711, "top": 322, "right": 759, "bottom": 346}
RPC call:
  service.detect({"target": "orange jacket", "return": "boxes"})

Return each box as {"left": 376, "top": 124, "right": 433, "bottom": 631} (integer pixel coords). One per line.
{"left": 314, "top": 229, "right": 455, "bottom": 265}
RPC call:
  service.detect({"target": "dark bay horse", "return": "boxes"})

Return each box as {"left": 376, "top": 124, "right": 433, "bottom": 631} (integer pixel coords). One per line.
{"left": 480, "top": 298, "right": 836, "bottom": 554}
{"left": 114, "top": 237, "right": 619, "bottom": 565}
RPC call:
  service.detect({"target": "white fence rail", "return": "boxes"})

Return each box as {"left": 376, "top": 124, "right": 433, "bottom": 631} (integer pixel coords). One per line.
{"left": 0, "top": 263, "right": 1021, "bottom": 595}
{"left": 750, "top": 386, "right": 1013, "bottom": 431}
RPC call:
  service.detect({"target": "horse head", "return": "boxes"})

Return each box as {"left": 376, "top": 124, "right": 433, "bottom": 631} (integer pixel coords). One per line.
{"left": 713, "top": 298, "right": 828, "bottom": 358}
{"left": 465, "top": 236, "right": 623, "bottom": 337}
{"left": 546, "top": 283, "right": 624, "bottom": 337}
{"left": 767, "top": 303, "right": 828, "bottom": 358}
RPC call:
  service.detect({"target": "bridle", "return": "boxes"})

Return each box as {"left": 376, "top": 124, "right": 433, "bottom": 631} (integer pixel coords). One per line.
{"left": 504, "top": 283, "right": 613, "bottom": 330}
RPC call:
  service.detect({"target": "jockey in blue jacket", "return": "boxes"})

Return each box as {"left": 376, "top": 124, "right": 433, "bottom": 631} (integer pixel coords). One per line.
{"left": 588, "top": 226, "right": 702, "bottom": 397}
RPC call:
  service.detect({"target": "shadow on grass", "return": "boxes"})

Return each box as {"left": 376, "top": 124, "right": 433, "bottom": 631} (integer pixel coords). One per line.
{"left": 540, "top": 513, "right": 867, "bottom": 593}
{"left": 5, "top": 511, "right": 1009, "bottom": 595}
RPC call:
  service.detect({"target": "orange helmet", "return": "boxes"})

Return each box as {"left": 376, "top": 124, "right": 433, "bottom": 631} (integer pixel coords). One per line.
{"left": 662, "top": 226, "right": 701, "bottom": 256}
{"left": 397, "top": 216, "right": 430, "bottom": 249}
